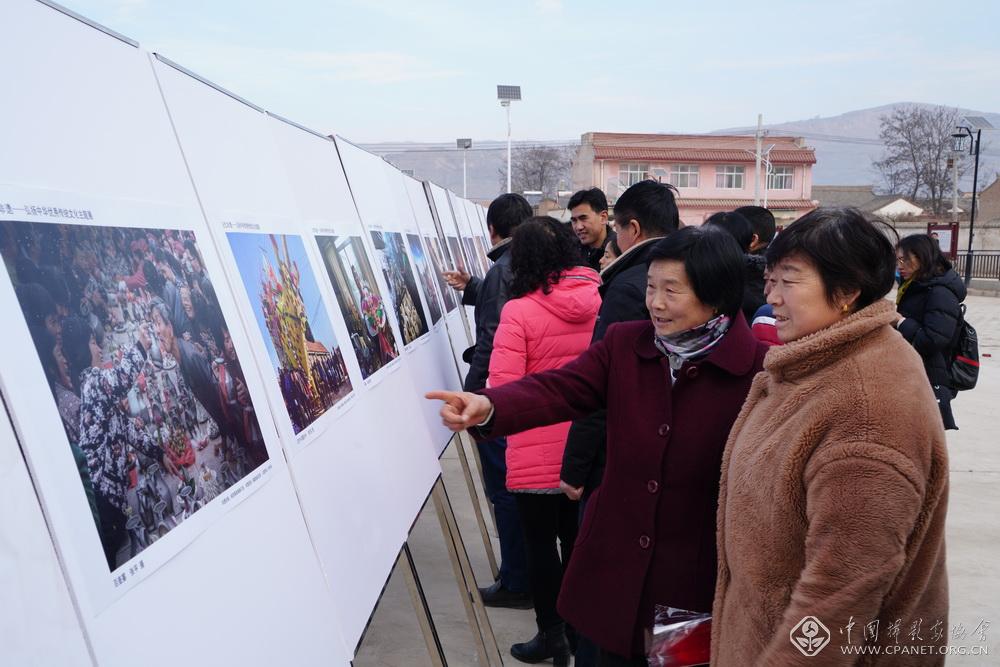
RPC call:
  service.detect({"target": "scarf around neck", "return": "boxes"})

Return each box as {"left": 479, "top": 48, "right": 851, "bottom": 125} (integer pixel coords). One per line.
{"left": 654, "top": 313, "right": 731, "bottom": 370}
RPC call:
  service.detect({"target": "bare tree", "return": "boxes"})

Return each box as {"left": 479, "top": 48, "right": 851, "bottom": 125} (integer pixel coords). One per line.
{"left": 873, "top": 105, "right": 969, "bottom": 214}
{"left": 498, "top": 145, "right": 573, "bottom": 198}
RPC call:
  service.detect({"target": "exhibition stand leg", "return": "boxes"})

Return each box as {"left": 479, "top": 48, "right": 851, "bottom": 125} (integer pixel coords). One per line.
{"left": 450, "top": 433, "right": 500, "bottom": 581}
{"left": 400, "top": 543, "right": 448, "bottom": 667}
{"left": 431, "top": 477, "right": 504, "bottom": 666}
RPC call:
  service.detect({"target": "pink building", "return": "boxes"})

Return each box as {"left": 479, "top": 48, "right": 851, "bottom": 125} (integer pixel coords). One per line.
{"left": 571, "top": 132, "right": 817, "bottom": 226}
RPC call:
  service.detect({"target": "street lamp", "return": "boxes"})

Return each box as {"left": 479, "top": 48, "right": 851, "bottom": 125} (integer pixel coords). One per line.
{"left": 497, "top": 85, "right": 521, "bottom": 194}
{"left": 456, "top": 138, "right": 472, "bottom": 198}
{"left": 952, "top": 116, "right": 993, "bottom": 286}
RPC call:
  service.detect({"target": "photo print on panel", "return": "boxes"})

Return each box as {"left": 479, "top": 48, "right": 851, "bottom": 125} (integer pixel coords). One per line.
{"left": 369, "top": 230, "right": 428, "bottom": 345}
{"left": 0, "top": 220, "right": 268, "bottom": 572}
{"left": 227, "top": 232, "right": 353, "bottom": 434}
{"left": 315, "top": 235, "right": 399, "bottom": 379}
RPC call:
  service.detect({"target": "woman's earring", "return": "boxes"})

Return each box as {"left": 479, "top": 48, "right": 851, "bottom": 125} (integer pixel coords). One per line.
{"left": 842, "top": 303, "right": 850, "bottom": 314}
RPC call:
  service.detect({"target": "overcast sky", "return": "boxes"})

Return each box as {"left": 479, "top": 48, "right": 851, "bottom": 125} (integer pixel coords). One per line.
{"left": 62, "top": 0, "right": 1000, "bottom": 144}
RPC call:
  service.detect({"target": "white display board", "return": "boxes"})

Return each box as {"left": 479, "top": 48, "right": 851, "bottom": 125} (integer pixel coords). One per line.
{"left": 0, "top": 409, "right": 93, "bottom": 667}
{"left": 267, "top": 127, "right": 443, "bottom": 648}
{"left": 426, "top": 182, "right": 475, "bottom": 373}
{"left": 0, "top": 2, "right": 348, "bottom": 665}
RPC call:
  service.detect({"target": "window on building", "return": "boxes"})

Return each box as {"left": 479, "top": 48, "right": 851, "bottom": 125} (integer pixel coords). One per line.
{"left": 767, "top": 166, "right": 794, "bottom": 190}
{"left": 715, "top": 165, "right": 745, "bottom": 189}
{"left": 670, "top": 165, "right": 700, "bottom": 188}
{"left": 619, "top": 163, "right": 649, "bottom": 187}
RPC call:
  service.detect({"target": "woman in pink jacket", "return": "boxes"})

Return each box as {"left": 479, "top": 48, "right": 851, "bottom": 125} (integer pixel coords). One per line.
{"left": 489, "top": 216, "right": 601, "bottom": 665}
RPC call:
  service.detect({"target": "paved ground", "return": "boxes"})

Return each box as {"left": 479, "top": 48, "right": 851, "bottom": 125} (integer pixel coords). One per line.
{"left": 355, "top": 295, "right": 1000, "bottom": 666}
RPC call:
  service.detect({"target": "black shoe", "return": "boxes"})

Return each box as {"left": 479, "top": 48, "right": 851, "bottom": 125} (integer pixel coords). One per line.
{"left": 477, "top": 580, "right": 533, "bottom": 609}
{"left": 510, "top": 623, "right": 571, "bottom": 666}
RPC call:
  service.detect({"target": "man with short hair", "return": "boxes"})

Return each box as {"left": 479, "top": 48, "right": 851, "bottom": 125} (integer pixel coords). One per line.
{"left": 444, "top": 193, "right": 533, "bottom": 608}
{"left": 569, "top": 188, "right": 615, "bottom": 272}
{"left": 734, "top": 205, "right": 776, "bottom": 254}
{"left": 559, "top": 180, "right": 680, "bottom": 666}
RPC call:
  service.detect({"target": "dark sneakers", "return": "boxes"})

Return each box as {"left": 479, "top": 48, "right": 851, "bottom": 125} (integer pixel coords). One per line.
{"left": 477, "top": 580, "right": 533, "bottom": 610}
{"left": 510, "top": 623, "right": 571, "bottom": 665}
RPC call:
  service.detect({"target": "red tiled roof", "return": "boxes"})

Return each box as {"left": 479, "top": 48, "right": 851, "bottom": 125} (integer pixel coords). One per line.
{"left": 306, "top": 341, "right": 330, "bottom": 355}
{"left": 593, "top": 146, "right": 816, "bottom": 164}
{"left": 674, "top": 198, "right": 817, "bottom": 210}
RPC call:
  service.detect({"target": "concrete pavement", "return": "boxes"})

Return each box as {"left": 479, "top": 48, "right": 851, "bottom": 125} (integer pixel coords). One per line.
{"left": 354, "top": 294, "right": 1000, "bottom": 666}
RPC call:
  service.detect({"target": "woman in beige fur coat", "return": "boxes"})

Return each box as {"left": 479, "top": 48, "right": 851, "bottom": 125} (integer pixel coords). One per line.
{"left": 712, "top": 207, "right": 949, "bottom": 666}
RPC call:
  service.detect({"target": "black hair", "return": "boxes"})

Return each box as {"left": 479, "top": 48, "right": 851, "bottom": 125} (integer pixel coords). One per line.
{"left": 612, "top": 180, "right": 680, "bottom": 237}
{"left": 142, "top": 259, "right": 165, "bottom": 295}
{"left": 605, "top": 236, "right": 621, "bottom": 256}
{"left": 704, "top": 211, "right": 754, "bottom": 252}
{"left": 61, "top": 317, "right": 93, "bottom": 391}
{"left": 646, "top": 226, "right": 745, "bottom": 318}
{"left": 897, "top": 234, "right": 951, "bottom": 282}
{"left": 15, "top": 282, "right": 57, "bottom": 330}
{"left": 766, "top": 207, "right": 897, "bottom": 310}
{"left": 568, "top": 187, "right": 608, "bottom": 213}
{"left": 36, "top": 265, "right": 71, "bottom": 309}
{"left": 486, "top": 193, "right": 533, "bottom": 239}
{"left": 734, "top": 206, "right": 776, "bottom": 247}
{"left": 509, "top": 217, "right": 586, "bottom": 298}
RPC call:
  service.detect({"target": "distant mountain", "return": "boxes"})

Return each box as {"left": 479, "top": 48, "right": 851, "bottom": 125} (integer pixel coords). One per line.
{"left": 359, "top": 103, "right": 1000, "bottom": 201}
{"left": 713, "top": 103, "right": 1000, "bottom": 190}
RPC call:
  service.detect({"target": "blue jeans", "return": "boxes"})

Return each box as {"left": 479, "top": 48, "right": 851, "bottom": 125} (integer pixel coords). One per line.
{"left": 476, "top": 437, "right": 529, "bottom": 593}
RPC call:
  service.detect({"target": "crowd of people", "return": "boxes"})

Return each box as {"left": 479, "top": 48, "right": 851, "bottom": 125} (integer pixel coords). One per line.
{"left": 430, "top": 182, "right": 966, "bottom": 665}
{"left": 2, "top": 221, "right": 268, "bottom": 570}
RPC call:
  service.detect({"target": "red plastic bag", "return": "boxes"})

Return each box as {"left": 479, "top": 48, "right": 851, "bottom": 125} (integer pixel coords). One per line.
{"left": 646, "top": 606, "right": 711, "bottom": 667}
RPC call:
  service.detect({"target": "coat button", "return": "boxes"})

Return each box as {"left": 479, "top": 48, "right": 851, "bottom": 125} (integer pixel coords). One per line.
{"left": 657, "top": 423, "right": 670, "bottom": 436}
{"left": 647, "top": 480, "right": 659, "bottom": 493}
{"left": 685, "top": 365, "right": 700, "bottom": 379}
{"left": 639, "top": 535, "right": 651, "bottom": 549}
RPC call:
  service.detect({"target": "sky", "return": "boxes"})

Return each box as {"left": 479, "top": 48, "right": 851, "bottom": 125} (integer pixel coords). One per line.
{"left": 226, "top": 232, "right": 340, "bottom": 374}
{"left": 60, "top": 0, "right": 1000, "bottom": 144}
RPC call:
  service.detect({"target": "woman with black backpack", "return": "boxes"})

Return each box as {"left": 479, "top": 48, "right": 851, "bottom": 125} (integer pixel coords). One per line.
{"left": 895, "top": 234, "right": 966, "bottom": 429}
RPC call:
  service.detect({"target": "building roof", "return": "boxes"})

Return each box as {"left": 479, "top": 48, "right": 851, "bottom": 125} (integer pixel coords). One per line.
{"left": 673, "top": 197, "right": 817, "bottom": 210}
{"left": 811, "top": 185, "right": 877, "bottom": 208}
{"left": 584, "top": 132, "right": 816, "bottom": 165}
{"left": 306, "top": 341, "right": 330, "bottom": 356}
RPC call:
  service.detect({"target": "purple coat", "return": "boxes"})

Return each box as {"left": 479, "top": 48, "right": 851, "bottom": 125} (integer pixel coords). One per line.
{"left": 478, "top": 316, "right": 767, "bottom": 657}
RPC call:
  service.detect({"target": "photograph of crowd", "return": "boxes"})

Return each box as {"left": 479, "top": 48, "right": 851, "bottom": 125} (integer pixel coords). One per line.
{"left": 405, "top": 234, "right": 443, "bottom": 325}
{"left": 369, "top": 230, "right": 428, "bottom": 345}
{"left": 315, "top": 235, "right": 399, "bottom": 379}
{"left": 472, "top": 236, "right": 491, "bottom": 276}
{"left": 425, "top": 236, "right": 459, "bottom": 313}
{"left": 227, "top": 233, "right": 352, "bottom": 434}
{"left": 0, "top": 221, "right": 269, "bottom": 571}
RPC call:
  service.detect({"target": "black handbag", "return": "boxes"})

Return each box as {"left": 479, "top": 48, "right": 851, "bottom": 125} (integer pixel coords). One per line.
{"left": 949, "top": 304, "right": 979, "bottom": 391}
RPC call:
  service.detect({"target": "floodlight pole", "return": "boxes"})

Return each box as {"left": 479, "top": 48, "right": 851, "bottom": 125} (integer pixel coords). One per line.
{"left": 503, "top": 101, "right": 512, "bottom": 193}
{"left": 463, "top": 149, "right": 468, "bottom": 198}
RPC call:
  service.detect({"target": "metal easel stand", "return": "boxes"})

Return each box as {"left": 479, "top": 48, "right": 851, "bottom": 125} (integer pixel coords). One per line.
{"left": 432, "top": 476, "right": 504, "bottom": 666}
{"left": 449, "top": 432, "right": 499, "bottom": 581}
{"left": 399, "top": 543, "right": 448, "bottom": 667}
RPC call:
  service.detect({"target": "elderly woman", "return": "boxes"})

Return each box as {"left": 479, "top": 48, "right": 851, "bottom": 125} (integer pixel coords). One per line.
{"left": 429, "top": 226, "right": 768, "bottom": 665}
{"left": 712, "top": 208, "right": 949, "bottom": 664}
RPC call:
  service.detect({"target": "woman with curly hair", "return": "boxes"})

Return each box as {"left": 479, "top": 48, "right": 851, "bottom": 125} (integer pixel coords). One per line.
{"left": 488, "top": 216, "right": 600, "bottom": 664}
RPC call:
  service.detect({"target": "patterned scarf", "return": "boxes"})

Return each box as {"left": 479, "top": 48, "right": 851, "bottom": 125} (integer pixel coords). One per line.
{"left": 654, "top": 313, "right": 732, "bottom": 370}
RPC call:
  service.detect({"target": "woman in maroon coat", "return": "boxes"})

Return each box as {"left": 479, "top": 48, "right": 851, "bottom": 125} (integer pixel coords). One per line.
{"left": 429, "top": 226, "right": 768, "bottom": 665}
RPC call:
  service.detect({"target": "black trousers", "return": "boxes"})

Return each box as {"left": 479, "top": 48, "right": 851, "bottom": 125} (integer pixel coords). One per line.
{"left": 96, "top": 493, "right": 125, "bottom": 570}
{"left": 514, "top": 493, "right": 579, "bottom": 631}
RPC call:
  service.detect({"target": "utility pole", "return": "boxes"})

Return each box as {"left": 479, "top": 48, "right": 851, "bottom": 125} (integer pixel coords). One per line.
{"left": 754, "top": 114, "right": 763, "bottom": 206}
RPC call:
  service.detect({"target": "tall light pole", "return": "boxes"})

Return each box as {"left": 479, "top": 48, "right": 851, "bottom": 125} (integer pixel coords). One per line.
{"left": 952, "top": 116, "right": 993, "bottom": 286}
{"left": 457, "top": 138, "right": 472, "bottom": 198}
{"left": 497, "top": 85, "right": 521, "bottom": 194}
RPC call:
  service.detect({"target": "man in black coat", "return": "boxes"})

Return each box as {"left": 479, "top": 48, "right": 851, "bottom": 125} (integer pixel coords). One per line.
{"left": 558, "top": 180, "right": 679, "bottom": 666}
{"left": 444, "top": 193, "right": 533, "bottom": 608}
{"left": 560, "top": 181, "right": 680, "bottom": 498}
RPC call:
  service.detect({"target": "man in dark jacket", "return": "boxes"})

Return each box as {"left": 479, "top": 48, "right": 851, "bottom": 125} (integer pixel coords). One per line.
{"left": 569, "top": 187, "right": 616, "bottom": 272}
{"left": 559, "top": 181, "right": 679, "bottom": 665}
{"left": 704, "top": 210, "right": 766, "bottom": 322}
{"left": 560, "top": 181, "right": 679, "bottom": 502}
{"left": 444, "top": 193, "right": 533, "bottom": 607}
